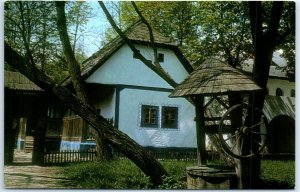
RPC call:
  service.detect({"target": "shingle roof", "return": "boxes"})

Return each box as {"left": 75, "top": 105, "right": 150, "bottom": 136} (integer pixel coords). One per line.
{"left": 5, "top": 71, "right": 43, "bottom": 91}
{"left": 169, "top": 57, "right": 262, "bottom": 97}
{"left": 125, "top": 21, "right": 176, "bottom": 46}
{"left": 63, "top": 21, "right": 192, "bottom": 86}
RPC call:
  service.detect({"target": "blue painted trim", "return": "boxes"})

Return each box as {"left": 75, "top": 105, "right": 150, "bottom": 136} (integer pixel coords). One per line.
{"left": 114, "top": 87, "right": 121, "bottom": 129}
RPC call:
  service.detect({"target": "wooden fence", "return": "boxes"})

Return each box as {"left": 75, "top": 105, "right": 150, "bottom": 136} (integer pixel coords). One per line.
{"left": 115, "top": 151, "right": 199, "bottom": 161}
{"left": 44, "top": 149, "right": 96, "bottom": 165}
{"left": 43, "top": 148, "right": 221, "bottom": 165}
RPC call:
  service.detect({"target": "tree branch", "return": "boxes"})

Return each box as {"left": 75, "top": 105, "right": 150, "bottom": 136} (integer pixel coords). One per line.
{"left": 98, "top": 1, "right": 178, "bottom": 88}
{"left": 55, "top": 1, "right": 89, "bottom": 103}
{"left": 267, "top": 2, "right": 284, "bottom": 37}
{"left": 5, "top": 41, "right": 55, "bottom": 91}
{"left": 18, "top": 1, "right": 35, "bottom": 66}
{"left": 249, "top": 2, "right": 263, "bottom": 50}
{"left": 131, "top": 1, "right": 159, "bottom": 67}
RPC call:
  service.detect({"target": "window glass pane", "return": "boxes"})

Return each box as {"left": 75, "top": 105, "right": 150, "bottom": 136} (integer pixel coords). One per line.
{"left": 162, "top": 106, "right": 178, "bottom": 128}
{"left": 141, "top": 105, "right": 158, "bottom": 128}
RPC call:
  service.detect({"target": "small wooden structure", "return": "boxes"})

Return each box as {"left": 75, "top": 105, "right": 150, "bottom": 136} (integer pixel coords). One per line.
{"left": 170, "top": 57, "right": 262, "bottom": 189}
{"left": 4, "top": 71, "right": 48, "bottom": 165}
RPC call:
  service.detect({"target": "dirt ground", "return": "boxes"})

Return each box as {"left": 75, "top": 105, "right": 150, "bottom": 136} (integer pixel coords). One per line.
{"left": 3, "top": 151, "right": 77, "bottom": 189}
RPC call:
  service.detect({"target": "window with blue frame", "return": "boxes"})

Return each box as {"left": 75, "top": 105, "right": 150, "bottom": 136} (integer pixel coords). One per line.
{"left": 141, "top": 105, "right": 159, "bottom": 128}
{"left": 161, "top": 106, "right": 178, "bottom": 129}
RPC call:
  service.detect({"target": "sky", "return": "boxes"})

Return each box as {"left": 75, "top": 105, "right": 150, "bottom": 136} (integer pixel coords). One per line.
{"left": 76, "top": 1, "right": 116, "bottom": 57}
{"left": 80, "top": 2, "right": 110, "bottom": 56}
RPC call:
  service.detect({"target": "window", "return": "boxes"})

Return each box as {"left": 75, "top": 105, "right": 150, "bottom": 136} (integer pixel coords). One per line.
{"left": 162, "top": 106, "right": 178, "bottom": 128}
{"left": 158, "top": 53, "right": 164, "bottom": 62}
{"left": 141, "top": 105, "right": 159, "bottom": 128}
{"left": 291, "top": 89, "right": 295, "bottom": 97}
{"left": 276, "top": 88, "right": 284, "bottom": 96}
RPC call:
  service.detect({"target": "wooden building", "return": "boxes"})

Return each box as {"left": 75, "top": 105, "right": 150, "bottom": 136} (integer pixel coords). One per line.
{"left": 4, "top": 71, "right": 63, "bottom": 164}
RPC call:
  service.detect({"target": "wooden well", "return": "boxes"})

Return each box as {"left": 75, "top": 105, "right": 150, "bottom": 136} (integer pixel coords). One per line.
{"left": 170, "top": 57, "right": 262, "bottom": 189}
{"left": 186, "top": 165, "right": 237, "bottom": 189}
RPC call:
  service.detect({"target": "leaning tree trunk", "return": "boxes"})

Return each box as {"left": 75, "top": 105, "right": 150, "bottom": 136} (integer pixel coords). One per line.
{"left": 4, "top": 41, "right": 168, "bottom": 187}
{"left": 55, "top": 2, "right": 112, "bottom": 161}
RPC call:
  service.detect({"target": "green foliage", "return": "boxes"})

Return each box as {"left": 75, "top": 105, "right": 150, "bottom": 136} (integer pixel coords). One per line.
{"left": 4, "top": 1, "right": 90, "bottom": 82}
{"left": 158, "top": 175, "right": 184, "bottom": 189}
{"left": 118, "top": 1, "right": 252, "bottom": 67}
{"left": 260, "top": 160, "right": 295, "bottom": 188}
{"left": 115, "top": 1, "right": 294, "bottom": 72}
{"left": 63, "top": 159, "right": 294, "bottom": 189}
{"left": 63, "top": 160, "right": 151, "bottom": 189}
{"left": 63, "top": 159, "right": 196, "bottom": 189}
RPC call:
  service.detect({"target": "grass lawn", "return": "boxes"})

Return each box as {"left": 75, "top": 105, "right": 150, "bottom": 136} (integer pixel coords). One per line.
{"left": 260, "top": 160, "right": 295, "bottom": 189}
{"left": 63, "top": 158, "right": 294, "bottom": 189}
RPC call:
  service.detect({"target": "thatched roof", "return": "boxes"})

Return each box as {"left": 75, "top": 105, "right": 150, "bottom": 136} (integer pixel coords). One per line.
{"left": 62, "top": 21, "right": 193, "bottom": 86}
{"left": 5, "top": 71, "right": 43, "bottom": 91}
{"left": 169, "top": 57, "right": 262, "bottom": 97}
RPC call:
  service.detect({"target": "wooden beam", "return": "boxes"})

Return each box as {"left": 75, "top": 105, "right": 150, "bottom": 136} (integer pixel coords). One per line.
{"left": 195, "top": 96, "right": 207, "bottom": 166}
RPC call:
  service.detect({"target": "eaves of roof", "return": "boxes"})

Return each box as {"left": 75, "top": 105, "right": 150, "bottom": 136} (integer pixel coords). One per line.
{"left": 241, "top": 69, "right": 291, "bottom": 81}
{"left": 5, "top": 71, "right": 43, "bottom": 92}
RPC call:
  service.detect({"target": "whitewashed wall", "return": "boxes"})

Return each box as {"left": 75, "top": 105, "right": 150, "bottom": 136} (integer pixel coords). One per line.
{"left": 86, "top": 44, "right": 189, "bottom": 87}
{"left": 85, "top": 43, "right": 196, "bottom": 148}
{"left": 118, "top": 88, "right": 196, "bottom": 148}
{"left": 267, "top": 78, "right": 295, "bottom": 97}
{"left": 92, "top": 90, "right": 116, "bottom": 120}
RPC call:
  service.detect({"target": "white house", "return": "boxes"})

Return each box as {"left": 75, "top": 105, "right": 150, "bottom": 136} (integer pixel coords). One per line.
{"left": 241, "top": 52, "right": 295, "bottom": 154}
{"left": 62, "top": 21, "right": 197, "bottom": 150}
{"left": 242, "top": 51, "right": 295, "bottom": 97}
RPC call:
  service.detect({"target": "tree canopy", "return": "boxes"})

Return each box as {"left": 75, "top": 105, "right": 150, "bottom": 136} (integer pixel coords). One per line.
{"left": 116, "top": 1, "right": 294, "bottom": 73}
{"left": 4, "top": 1, "right": 94, "bottom": 82}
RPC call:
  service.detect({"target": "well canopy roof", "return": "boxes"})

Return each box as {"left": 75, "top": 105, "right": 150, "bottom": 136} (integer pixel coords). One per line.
{"left": 169, "top": 57, "right": 262, "bottom": 97}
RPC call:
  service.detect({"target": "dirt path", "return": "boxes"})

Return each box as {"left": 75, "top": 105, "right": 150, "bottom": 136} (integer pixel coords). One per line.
{"left": 4, "top": 151, "right": 78, "bottom": 189}
{"left": 4, "top": 165, "right": 78, "bottom": 189}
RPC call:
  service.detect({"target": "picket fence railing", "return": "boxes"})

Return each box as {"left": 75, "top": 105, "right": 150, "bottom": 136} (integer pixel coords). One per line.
{"left": 44, "top": 149, "right": 96, "bottom": 165}
{"left": 43, "top": 149, "right": 220, "bottom": 165}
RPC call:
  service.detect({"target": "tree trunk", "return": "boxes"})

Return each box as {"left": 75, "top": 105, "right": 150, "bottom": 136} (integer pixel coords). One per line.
{"left": 238, "top": 2, "right": 284, "bottom": 189}
{"left": 4, "top": 41, "right": 168, "bottom": 187}
{"left": 55, "top": 2, "right": 112, "bottom": 161}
